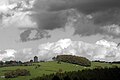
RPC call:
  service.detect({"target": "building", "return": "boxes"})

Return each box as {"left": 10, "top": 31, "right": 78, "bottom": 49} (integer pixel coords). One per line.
{"left": 34, "top": 56, "right": 38, "bottom": 62}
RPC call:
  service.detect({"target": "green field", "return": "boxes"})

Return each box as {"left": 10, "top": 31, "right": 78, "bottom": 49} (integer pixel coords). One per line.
{"left": 0, "top": 61, "right": 120, "bottom": 80}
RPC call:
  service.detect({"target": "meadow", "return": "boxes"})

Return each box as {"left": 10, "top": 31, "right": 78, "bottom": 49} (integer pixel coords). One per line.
{"left": 0, "top": 61, "right": 120, "bottom": 80}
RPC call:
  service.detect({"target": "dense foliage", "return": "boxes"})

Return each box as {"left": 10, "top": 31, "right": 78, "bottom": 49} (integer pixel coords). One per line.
{"left": 30, "top": 67, "right": 120, "bottom": 80}
{"left": 53, "top": 55, "right": 91, "bottom": 67}
{"left": 0, "top": 60, "right": 33, "bottom": 67}
{"left": 4, "top": 69, "right": 31, "bottom": 78}
{"left": 93, "top": 60, "right": 120, "bottom": 64}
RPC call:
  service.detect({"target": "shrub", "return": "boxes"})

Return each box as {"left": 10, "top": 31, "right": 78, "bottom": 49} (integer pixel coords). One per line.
{"left": 15, "top": 69, "right": 31, "bottom": 76}
{"left": 4, "top": 71, "right": 17, "bottom": 78}
{"left": 4, "top": 69, "right": 30, "bottom": 78}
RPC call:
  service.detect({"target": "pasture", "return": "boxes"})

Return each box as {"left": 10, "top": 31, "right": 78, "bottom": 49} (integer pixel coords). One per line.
{"left": 0, "top": 61, "right": 119, "bottom": 80}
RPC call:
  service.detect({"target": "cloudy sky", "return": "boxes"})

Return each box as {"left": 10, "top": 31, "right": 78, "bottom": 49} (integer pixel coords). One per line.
{"left": 1, "top": 0, "right": 120, "bottom": 61}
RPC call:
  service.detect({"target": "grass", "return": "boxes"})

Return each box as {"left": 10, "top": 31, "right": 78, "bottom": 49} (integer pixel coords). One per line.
{"left": 0, "top": 61, "right": 120, "bottom": 80}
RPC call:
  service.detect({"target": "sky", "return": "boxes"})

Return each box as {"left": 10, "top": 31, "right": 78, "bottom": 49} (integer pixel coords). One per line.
{"left": 1, "top": 0, "right": 120, "bottom": 61}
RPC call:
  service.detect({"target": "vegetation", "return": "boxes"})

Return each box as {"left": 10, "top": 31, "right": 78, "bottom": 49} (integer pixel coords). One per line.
{"left": 0, "top": 61, "right": 120, "bottom": 80}
{"left": 0, "top": 60, "right": 32, "bottom": 67}
{"left": 53, "top": 55, "right": 91, "bottom": 67}
{"left": 30, "top": 67, "right": 120, "bottom": 80}
{"left": 4, "top": 69, "right": 30, "bottom": 78}
{"left": 94, "top": 60, "right": 120, "bottom": 64}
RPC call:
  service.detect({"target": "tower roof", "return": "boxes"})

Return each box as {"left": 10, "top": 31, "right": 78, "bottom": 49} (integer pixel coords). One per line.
{"left": 34, "top": 56, "right": 38, "bottom": 58}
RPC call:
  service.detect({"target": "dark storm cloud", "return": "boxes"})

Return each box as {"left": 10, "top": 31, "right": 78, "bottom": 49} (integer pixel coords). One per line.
{"left": 74, "top": 8, "right": 120, "bottom": 37}
{"left": 22, "top": 0, "right": 120, "bottom": 42}
{"left": 32, "top": 0, "right": 120, "bottom": 14}
{"left": 20, "top": 29, "right": 50, "bottom": 42}
{"left": 92, "top": 8, "right": 120, "bottom": 25}
{"left": 48, "top": 0, "right": 120, "bottom": 14}
{"left": 20, "top": 30, "right": 31, "bottom": 42}
{"left": 32, "top": 0, "right": 66, "bottom": 11}
{"left": 31, "top": 11, "right": 67, "bottom": 30}
{"left": 31, "top": 0, "right": 120, "bottom": 30}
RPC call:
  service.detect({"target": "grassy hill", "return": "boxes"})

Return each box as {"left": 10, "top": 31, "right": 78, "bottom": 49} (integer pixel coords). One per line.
{"left": 0, "top": 61, "right": 120, "bottom": 80}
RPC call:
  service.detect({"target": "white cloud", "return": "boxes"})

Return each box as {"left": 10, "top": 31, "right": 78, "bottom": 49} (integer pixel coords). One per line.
{"left": 0, "top": 0, "right": 9, "bottom": 13}
{"left": 37, "top": 39, "right": 120, "bottom": 62}
{"left": 96, "top": 39, "right": 117, "bottom": 48}
{"left": 0, "top": 49, "right": 16, "bottom": 61}
{"left": 2, "top": 12, "right": 36, "bottom": 28}
{"left": 1, "top": 39, "right": 120, "bottom": 62}
{"left": 0, "top": 0, "right": 36, "bottom": 28}
{"left": 14, "top": 48, "right": 34, "bottom": 61}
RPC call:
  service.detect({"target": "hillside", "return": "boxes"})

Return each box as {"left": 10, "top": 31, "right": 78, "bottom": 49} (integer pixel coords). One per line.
{"left": 0, "top": 61, "right": 120, "bottom": 80}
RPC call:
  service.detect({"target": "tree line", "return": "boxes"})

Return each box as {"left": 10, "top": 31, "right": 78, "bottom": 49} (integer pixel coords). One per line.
{"left": 93, "top": 60, "right": 120, "bottom": 64}
{"left": 0, "top": 60, "right": 33, "bottom": 67}
{"left": 30, "top": 66, "right": 120, "bottom": 80}
{"left": 53, "top": 55, "right": 91, "bottom": 67}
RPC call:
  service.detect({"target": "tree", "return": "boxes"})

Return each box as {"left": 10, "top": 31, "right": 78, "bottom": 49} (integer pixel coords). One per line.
{"left": 53, "top": 55, "right": 91, "bottom": 67}
{"left": 64, "top": 76, "right": 71, "bottom": 80}
{"left": 52, "top": 75, "right": 60, "bottom": 80}
{"left": 0, "top": 61, "right": 4, "bottom": 66}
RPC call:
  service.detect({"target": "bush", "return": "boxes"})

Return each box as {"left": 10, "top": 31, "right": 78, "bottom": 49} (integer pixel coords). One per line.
{"left": 16, "top": 69, "right": 31, "bottom": 76}
{"left": 4, "top": 71, "right": 17, "bottom": 78}
{"left": 4, "top": 69, "right": 30, "bottom": 78}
